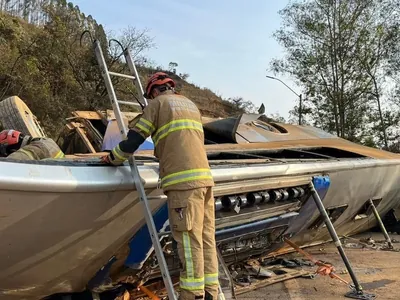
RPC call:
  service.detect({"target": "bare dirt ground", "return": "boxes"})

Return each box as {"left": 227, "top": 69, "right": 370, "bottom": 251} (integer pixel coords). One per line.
{"left": 237, "top": 232, "right": 400, "bottom": 300}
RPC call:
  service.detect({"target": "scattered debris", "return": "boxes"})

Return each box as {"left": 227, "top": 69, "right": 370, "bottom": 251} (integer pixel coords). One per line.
{"left": 343, "top": 235, "right": 400, "bottom": 252}
{"left": 138, "top": 285, "right": 160, "bottom": 300}
{"left": 360, "top": 237, "right": 376, "bottom": 246}
{"left": 115, "top": 290, "right": 130, "bottom": 300}
{"left": 344, "top": 242, "right": 365, "bottom": 249}
{"left": 234, "top": 267, "right": 310, "bottom": 295}
{"left": 224, "top": 257, "right": 315, "bottom": 293}
{"left": 301, "top": 273, "right": 316, "bottom": 279}
{"left": 262, "top": 258, "right": 313, "bottom": 268}
{"left": 284, "top": 238, "right": 350, "bottom": 285}
{"left": 245, "top": 264, "right": 275, "bottom": 278}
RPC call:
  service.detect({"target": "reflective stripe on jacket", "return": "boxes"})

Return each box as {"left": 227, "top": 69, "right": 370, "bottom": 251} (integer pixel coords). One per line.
{"left": 7, "top": 138, "right": 65, "bottom": 160}
{"left": 111, "top": 91, "right": 214, "bottom": 191}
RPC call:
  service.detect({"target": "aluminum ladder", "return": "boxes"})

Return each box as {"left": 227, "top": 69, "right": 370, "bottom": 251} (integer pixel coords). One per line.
{"left": 92, "top": 39, "right": 177, "bottom": 300}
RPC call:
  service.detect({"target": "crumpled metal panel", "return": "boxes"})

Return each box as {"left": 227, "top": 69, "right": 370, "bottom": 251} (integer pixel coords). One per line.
{"left": 235, "top": 124, "right": 271, "bottom": 143}
{"left": 236, "top": 113, "right": 264, "bottom": 125}
{"left": 203, "top": 117, "right": 238, "bottom": 142}
{"left": 203, "top": 113, "right": 265, "bottom": 143}
{"left": 234, "top": 114, "right": 266, "bottom": 143}
{"left": 203, "top": 113, "right": 340, "bottom": 144}
{"left": 204, "top": 137, "right": 400, "bottom": 159}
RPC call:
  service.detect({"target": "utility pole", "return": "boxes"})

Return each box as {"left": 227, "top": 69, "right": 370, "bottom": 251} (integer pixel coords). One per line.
{"left": 266, "top": 75, "right": 303, "bottom": 125}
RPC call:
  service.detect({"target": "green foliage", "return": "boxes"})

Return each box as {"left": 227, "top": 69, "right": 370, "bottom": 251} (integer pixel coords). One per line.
{"left": 362, "top": 136, "right": 377, "bottom": 148}
{"left": 179, "top": 73, "right": 189, "bottom": 81}
{"left": 267, "top": 113, "right": 286, "bottom": 123}
{"left": 0, "top": 2, "right": 113, "bottom": 136}
{"left": 168, "top": 62, "right": 178, "bottom": 74}
{"left": 0, "top": 3, "right": 156, "bottom": 137}
{"left": 271, "top": 0, "right": 400, "bottom": 150}
{"left": 224, "top": 97, "right": 256, "bottom": 114}
{"left": 0, "top": 1, "right": 257, "bottom": 139}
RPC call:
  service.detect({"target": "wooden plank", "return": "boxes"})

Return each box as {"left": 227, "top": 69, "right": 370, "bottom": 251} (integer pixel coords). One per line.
{"left": 70, "top": 121, "right": 84, "bottom": 128}
{"left": 234, "top": 268, "right": 311, "bottom": 295}
{"left": 96, "top": 110, "right": 108, "bottom": 126}
{"left": 75, "top": 127, "right": 97, "bottom": 153}
{"left": 106, "top": 109, "right": 140, "bottom": 122}
{"left": 72, "top": 111, "right": 103, "bottom": 120}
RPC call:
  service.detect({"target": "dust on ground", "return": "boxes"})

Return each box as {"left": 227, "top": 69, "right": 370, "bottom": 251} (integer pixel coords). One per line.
{"left": 237, "top": 232, "right": 400, "bottom": 300}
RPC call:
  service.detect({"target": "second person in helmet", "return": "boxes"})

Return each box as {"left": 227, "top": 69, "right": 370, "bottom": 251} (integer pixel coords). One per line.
{"left": 0, "top": 129, "right": 64, "bottom": 160}
{"left": 142, "top": 72, "right": 176, "bottom": 99}
{"left": 102, "top": 72, "right": 219, "bottom": 300}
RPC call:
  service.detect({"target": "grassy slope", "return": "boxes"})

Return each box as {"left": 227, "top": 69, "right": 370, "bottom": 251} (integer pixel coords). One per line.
{"left": 0, "top": 13, "right": 236, "bottom": 137}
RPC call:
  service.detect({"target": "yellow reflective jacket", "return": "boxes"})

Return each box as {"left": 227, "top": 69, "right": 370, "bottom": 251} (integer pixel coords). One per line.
{"left": 111, "top": 91, "right": 214, "bottom": 191}
{"left": 8, "top": 138, "right": 65, "bottom": 160}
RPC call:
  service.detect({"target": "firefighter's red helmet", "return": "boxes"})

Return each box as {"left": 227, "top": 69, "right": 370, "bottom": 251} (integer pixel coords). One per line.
{"left": 143, "top": 72, "right": 175, "bottom": 99}
{"left": 0, "top": 129, "right": 31, "bottom": 156}
{"left": 0, "top": 130, "right": 21, "bottom": 146}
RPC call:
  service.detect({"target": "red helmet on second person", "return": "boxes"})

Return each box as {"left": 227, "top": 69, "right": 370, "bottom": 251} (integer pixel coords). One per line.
{"left": 143, "top": 72, "right": 175, "bottom": 99}
{"left": 0, "top": 130, "right": 22, "bottom": 147}
{"left": 0, "top": 130, "right": 31, "bottom": 156}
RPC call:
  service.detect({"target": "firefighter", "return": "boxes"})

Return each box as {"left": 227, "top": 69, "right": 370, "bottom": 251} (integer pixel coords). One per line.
{"left": 101, "top": 72, "right": 219, "bottom": 300}
{"left": 0, "top": 129, "right": 64, "bottom": 160}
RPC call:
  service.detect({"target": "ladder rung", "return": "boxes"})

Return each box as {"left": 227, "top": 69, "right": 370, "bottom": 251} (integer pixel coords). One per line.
{"left": 146, "top": 195, "right": 167, "bottom": 201}
{"left": 108, "top": 71, "right": 136, "bottom": 80}
{"left": 158, "top": 231, "right": 171, "bottom": 237}
{"left": 117, "top": 100, "right": 142, "bottom": 107}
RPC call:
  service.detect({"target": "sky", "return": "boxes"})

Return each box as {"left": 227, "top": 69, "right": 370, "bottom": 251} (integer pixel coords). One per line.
{"left": 72, "top": 0, "right": 298, "bottom": 119}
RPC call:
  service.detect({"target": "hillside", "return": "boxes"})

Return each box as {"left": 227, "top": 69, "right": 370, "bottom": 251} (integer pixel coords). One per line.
{"left": 140, "top": 70, "right": 236, "bottom": 118}
{"left": 0, "top": 4, "right": 241, "bottom": 138}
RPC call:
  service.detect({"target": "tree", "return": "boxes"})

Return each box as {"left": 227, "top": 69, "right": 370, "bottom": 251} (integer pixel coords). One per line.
{"left": 225, "top": 97, "right": 256, "bottom": 114}
{"left": 179, "top": 72, "right": 189, "bottom": 81}
{"left": 106, "top": 26, "right": 155, "bottom": 107}
{"left": 0, "top": 1, "right": 156, "bottom": 136}
{"left": 288, "top": 102, "right": 312, "bottom": 125}
{"left": 267, "top": 113, "right": 286, "bottom": 123}
{"left": 108, "top": 26, "right": 155, "bottom": 61}
{"left": 353, "top": 1, "right": 400, "bottom": 149}
{"left": 168, "top": 62, "right": 178, "bottom": 74}
{"left": 271, "top": 0, "right": 400, "bottom": 143}
{"left": 367, "top": 109, "right": 400, "bottom": 149}
{"left": 0, "top": 1, "right": 259, "bottom": 135}
{"left": 1, "top": 0, "right": 55, "bottom": 25}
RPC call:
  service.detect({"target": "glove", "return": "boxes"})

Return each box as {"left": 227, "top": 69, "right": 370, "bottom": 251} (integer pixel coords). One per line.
{"left": 100, "top": 154, "right": 112, "bottom": 165}
{"left": 101, "top": 153, "right": 125, "bottom": 166}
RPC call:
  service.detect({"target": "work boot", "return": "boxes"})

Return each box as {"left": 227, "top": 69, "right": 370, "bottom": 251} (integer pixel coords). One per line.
{"left": 205, "top": 291, "right": 213, "bottom": 300}
{"left": 205, "top": 289, "right": 222, "bottom": 300}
